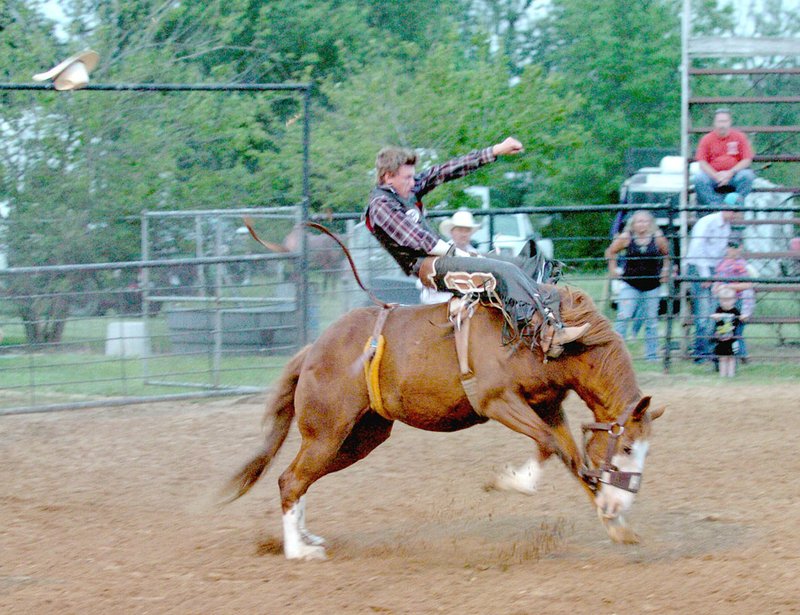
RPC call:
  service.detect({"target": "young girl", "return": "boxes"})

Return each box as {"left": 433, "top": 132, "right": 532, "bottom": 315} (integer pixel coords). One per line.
{"left": 711, "top": 286, "right": 741, "bottom": 377}
{"left": 713, "top": 238, "right": 753, "bottom": 360}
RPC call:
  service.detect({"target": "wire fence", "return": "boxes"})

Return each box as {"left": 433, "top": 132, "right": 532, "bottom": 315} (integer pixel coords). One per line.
{"left": 0, "top": 203, "right": 797, "bottom": 415}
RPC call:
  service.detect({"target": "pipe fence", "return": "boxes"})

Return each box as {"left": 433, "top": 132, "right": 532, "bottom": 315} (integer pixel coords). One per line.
{"left": 0, "top": 203, "right": 797, "bottom": 415}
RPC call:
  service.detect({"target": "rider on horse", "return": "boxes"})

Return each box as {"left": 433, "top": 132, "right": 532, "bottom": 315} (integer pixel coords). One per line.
{"left": 364, "top": 137, "right": 590, "bottom": 358}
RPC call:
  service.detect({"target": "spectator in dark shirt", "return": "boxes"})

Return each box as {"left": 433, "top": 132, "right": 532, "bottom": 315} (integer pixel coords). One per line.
{"left": 363, "top": 138, "right": 589, "bottom": 358}
{"left": 710, "top": 286, "right": 741, "bottom": 378}
{"left": 605, "top": 211, "right": 670, "bottom": 361}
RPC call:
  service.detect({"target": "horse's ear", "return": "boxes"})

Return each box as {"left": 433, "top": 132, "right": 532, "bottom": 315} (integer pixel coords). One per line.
{"left": 631, "top": 396, "right": 651, "bottom": 419}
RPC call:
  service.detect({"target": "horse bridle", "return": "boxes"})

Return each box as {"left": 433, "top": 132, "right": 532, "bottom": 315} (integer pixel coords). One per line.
{"left": 578, "top": 401, "right": 643, "bottom": 494}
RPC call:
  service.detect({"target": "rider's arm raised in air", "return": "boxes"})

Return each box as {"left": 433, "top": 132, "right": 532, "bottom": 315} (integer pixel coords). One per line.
{"left": 413, "top": 137, "right": 524, "bottom": 199}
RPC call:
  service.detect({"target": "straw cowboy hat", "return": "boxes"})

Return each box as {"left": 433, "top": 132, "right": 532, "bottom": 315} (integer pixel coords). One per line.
{"left": 33, "top": 50, "right": 99, "bottom": 91}
{"left": 439, "top": 209, "right": 481, "bottom": 238}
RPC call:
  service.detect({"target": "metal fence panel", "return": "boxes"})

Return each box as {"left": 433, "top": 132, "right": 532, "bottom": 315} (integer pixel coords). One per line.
{"left": 1, "top": 204, "right": 798, "bottom": 414}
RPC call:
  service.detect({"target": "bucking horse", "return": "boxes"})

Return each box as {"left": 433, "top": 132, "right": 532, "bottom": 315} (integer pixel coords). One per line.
{"left": 223, "top": 259, "right": 665, "bottom": 559}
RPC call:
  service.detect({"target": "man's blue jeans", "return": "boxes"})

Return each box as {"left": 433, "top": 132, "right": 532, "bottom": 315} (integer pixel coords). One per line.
{"left": 694, "top": 169, "right": 755, "bottom": 205}
{"left": 688, "top": 264, "right": 713, "bottom": 360}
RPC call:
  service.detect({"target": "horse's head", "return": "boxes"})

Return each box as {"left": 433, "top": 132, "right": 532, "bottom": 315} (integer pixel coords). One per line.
{"left": 581, "top": 397, "right": 665, "bottom": 524}
{"left": 553, "top": 286, "right": 666, "bottom": 539}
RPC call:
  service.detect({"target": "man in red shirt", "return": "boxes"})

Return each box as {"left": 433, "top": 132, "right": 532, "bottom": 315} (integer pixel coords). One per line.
{"left": 694, "top": 108, "right": 756, "bottom": 206}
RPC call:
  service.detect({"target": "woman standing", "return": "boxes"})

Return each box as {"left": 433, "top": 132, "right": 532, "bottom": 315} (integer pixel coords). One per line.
{"left": 605, "top": 211, "right": 670, "bottom": 361}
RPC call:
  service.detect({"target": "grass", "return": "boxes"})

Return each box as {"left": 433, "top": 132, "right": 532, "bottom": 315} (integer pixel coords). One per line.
{"left": 0, "top": 270, "right": 796, "bottom": 411}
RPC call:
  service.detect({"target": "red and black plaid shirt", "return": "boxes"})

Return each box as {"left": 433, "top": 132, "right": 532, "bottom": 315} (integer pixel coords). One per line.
{"left": 367, "top": 147, "right": 496, "bottom": 254}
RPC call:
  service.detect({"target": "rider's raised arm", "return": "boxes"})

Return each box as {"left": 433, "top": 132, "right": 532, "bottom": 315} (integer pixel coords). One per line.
{"left": 413, "top": 147, "right": 496, "bottom": 200}
{"left": 413, "top": 137, "right": 524, "bottom": 199}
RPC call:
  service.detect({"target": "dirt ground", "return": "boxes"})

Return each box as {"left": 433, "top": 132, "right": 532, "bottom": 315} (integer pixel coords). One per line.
{"left": 2, "top": 378, "right": 799, "bottom": 615}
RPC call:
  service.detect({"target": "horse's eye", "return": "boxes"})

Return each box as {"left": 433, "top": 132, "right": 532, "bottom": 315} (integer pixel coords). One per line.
{"left": 622, "top": 445, "right": 633, "bottom": 455}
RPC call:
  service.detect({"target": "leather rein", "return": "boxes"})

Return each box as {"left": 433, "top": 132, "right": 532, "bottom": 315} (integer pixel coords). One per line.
{"left": 578, "top": 400, "right": 643, "bottom": 494}
{"left": 242, "top": 218, "right": 393, "bottom": 309}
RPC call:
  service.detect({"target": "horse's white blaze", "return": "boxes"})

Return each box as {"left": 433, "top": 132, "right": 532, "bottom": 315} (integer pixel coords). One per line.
{"left": 283, "top": 501, "right": 326, "bottom": 560}
{"left": 595, "top": 439, "right": 649, "bottom": 518}
{"left": 492, "top": 458, "right": 542, "bottom": 495}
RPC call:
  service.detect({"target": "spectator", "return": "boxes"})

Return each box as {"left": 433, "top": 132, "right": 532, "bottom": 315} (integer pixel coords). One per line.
{"left": 419, "top": 210, "right": 482, "bottom": 304}
{"left": 694, "top": 108, "right": 755, "bottom": 206}
{"left": 684, "top": 193, "right": 742, "bottom": 362}
{"left": 439, "top": 209, "right": 482, "bottom": 254}
{"left": 713, "top": 237, "right": 754, "bottom": 361}
{"left": 605, "top": 211, "right": 670, "bottom": 361}
{"left": 710, "top": 286, "right": 742, "bottom": 378}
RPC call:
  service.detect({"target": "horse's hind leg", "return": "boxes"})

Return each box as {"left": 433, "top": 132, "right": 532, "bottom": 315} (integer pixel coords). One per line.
{"left": 279, "top": 411, "right": 394, "bottom": 560}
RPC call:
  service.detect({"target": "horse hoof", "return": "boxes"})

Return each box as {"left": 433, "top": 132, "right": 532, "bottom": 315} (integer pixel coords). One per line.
{"left": 285, "top": 543, "right": 327, "bottom": 561}
{"left": 486, "top": 461, "right": 539, "bottom": 495}
{"left": 601, "top": 515, "right": 640, "bottom": 545}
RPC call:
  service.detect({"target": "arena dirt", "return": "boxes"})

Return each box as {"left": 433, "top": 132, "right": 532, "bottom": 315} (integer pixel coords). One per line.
{"left": 2, "top": 379, "right": 799, "bottom": 614}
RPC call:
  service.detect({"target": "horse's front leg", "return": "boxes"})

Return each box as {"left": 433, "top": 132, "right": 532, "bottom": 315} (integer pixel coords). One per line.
{"left": 488, "top": 414, "right": 588, "bottom": 497}
{"left": 483, "top": 399, "right": 641, "bottom": 544}
{"left": 481, "top": 393, "right": 561, "bottom": 495}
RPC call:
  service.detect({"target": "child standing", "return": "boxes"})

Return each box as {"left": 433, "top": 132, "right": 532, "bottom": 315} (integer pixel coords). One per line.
{"left": 713, "top": 238, "right": 753, "bottom": 360}
{"left": 711, "top": 286, "right": 741, "bottom": 377}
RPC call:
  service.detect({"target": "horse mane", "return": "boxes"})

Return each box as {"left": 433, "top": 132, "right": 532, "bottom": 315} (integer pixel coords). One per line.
{"left": 554, "top": 285, "right": 641, "bottom": 408}
{"left": 556, "top": 285, "right": 618, "bottom": 348}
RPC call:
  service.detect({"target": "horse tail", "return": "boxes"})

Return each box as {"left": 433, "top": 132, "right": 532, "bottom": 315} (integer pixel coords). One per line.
{"left": 221, "top": 344, "right": 310, "bottom": 503}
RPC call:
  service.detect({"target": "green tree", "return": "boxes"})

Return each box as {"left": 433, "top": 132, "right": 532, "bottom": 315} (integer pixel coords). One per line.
{"left": 518, "top": 0, "right": 731, "bottom": 263}
{"left": 269, "top": 35, "right": 584, "bottom": 218}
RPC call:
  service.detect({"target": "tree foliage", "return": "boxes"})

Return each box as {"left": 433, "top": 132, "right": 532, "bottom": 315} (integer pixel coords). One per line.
{"left": 1, "top": 0, "right": 798, "bottom": 339}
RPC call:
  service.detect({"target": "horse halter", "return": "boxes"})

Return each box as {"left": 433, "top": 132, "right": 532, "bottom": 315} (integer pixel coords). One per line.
{"left": 578, "top": 401, "right": 643, "bottom": 494}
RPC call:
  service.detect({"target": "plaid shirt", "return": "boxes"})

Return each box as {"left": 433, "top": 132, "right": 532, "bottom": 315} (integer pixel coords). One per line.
{"left": 367, "top": 147, "right": 496, "bottom": 254}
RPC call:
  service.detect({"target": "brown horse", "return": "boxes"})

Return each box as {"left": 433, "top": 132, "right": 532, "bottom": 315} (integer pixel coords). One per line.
{"left": 276, "top": 225, "right": 346, "bottom": 291}
{"left": 224, "top": 286, "right": 664, "bottom": 560}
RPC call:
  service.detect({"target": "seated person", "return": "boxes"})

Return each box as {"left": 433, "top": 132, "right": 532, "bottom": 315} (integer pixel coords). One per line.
{"left": 694, "top": 108, "right": 755, "bottom": 206}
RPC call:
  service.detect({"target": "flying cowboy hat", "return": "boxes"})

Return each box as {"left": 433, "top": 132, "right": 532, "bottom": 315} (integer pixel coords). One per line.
{"left": 33, "top": 50, "right": 99, "bottom": 91}
{"left": 439, "top": 209, "right": 482, "bottom": 238}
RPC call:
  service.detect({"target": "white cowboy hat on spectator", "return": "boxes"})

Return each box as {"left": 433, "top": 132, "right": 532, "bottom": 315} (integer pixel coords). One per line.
{"left": 33, "top": 50, "right": 99, "bottom": 91}
{"left": 440, "top": 209, "right": 481, "bottom": 238}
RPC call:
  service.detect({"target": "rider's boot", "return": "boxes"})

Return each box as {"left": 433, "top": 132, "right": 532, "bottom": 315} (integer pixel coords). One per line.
{"left": 535, "top": 296, "right": 590, "bottom": 358}
{"left": 540, "top": 321, "right": 591, "bottom": 358}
